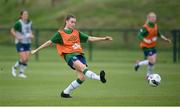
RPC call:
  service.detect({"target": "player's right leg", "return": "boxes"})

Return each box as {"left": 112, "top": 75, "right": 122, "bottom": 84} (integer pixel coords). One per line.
{"left": 12, "top": 44, "right": 22, "bottom": 77}
{"left": 12, "top": 60, "right": 20, "bottom": 77}
{"left": 61, "top": 56, "right": 86, "bottom": 98}
{"left": 134, "top": 60, "right": 149, "bottom": 71}
{"left": 134, "top": 48, "right": 150, "bottom": 71}
{"left": 61, "top": 70, "right": 85, "bottom": 98}
{"left": 12, "top": 43, "right": 29, "bottom": 78}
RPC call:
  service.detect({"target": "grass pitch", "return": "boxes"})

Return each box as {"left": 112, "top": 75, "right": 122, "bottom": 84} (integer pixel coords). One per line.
{"left": 0, "top": 46, "right": 180, "bottom": 106}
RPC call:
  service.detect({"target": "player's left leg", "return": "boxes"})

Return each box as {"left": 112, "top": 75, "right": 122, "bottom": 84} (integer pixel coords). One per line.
{"left": 83, "top": 68, "right": 106, "bottom": 83}
{"left": 146, "top": 48, "right": 157, "bottom": 78}
{"left": 70, "top": 55, "right": 106, "bottom": 83}
{"left": 18, "top": 51, "right": 29, "bottom": 78}
{"left": 147, "top": 53, "right": 156, "bottom": 77}
{"left": 73, "top": 59, "right": 106, "bottom": 82}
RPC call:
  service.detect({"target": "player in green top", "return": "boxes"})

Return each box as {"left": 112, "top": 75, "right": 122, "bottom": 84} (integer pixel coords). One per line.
{"left": 50, "top": 27, "right": 90, "bottom": 64}
{"left": 135, "top": 12, "right": 171, "bottom": 78}
{"left": 31, "top": 14, "right": 113, "bottom": 98}
{"left": 10, "top": 10, "right": 34, "bottom": 78}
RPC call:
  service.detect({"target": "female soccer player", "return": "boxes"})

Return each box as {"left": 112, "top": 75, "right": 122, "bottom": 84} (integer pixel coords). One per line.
{"left": 31, "top": 14, "right": 113, "bottom": 98}
{"left": 11, "top": 10, "right": 34, "bottom": 78}
{"left": 135, "top": 12, "right": 171, "bottom": 78}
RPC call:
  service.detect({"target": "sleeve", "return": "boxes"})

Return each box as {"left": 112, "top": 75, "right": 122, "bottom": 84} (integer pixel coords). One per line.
{"left": 13, "top": 21, "right": 21, "bottom": 32}
{"left": 137, "top": 27, "right": 148, "bottom": 40}
{"left": 79, "top": 31, "right": 89, "bottom": 43}
{"left": 157, "top": 29, "right": 162, "bottom": 37}
{"left": 50, "top": 32, "right": 63, "bottom": 44}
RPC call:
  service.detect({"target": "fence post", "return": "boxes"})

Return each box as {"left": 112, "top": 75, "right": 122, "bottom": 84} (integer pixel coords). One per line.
{"left": 178, "top": 31, "right": 180, "bottom": 62}
{"left": 34, "top": 29, "right": 39, "bottom": 61}
{"left": 172, "top": 30, "right": 177, "bottom": 63}
{"left": 88, "top": 30, "right": 93, "bottom": 61}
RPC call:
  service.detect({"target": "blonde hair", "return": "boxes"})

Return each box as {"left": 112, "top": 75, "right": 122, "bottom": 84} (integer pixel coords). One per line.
{"left": 146, "top": 12, "right": 156, "bottom": 23}
{"left": 147, "top": 12, "right": 156, "bottom": 18}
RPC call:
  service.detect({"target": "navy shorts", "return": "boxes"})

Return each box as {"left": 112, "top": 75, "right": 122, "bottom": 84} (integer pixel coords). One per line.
{"left": 143, "top": 48, "right": 157, "bottom": 58}
{"left": 16, "top": 43, "right": 31, "bottom": 52}
{"left": 68, "top": 55, "right": 87, "bottom": 70}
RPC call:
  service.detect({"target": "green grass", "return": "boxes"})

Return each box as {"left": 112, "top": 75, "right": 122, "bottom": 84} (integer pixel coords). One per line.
{"left": 0, "top": 46, "right": 180, "bottom": 106}
{"left": 0, "top": 0, "right": 180, "bottom": 29}
{"left": 1, "top": 0, "right": 179, "bottom": 105}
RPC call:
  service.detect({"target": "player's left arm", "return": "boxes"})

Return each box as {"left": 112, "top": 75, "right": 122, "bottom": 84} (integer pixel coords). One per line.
{"left": 28, "top": 25, "right": 34, "bottom": 39}
{"left": 79, "top": 31, "right": 113, "bottom": 42}
{"left": 88, "top": 36, "right": 113, "bottom": 42}
{"left": 160, "top": 34, "right": 172, "bottom": 43}
{"left": 158, "top": 30, "right": 171, "bottom": 43}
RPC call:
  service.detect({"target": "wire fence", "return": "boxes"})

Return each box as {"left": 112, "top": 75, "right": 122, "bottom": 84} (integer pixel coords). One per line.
{"left": 0, "top": 28, "right": 179, "bottom": 63}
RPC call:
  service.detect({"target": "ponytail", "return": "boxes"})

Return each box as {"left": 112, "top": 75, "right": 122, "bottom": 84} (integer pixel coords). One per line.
{"left": 18, "top": 10, "right": 30, "bottom": 23}
{"left": 63, "top": 14, "right": 76, "bottom": 28}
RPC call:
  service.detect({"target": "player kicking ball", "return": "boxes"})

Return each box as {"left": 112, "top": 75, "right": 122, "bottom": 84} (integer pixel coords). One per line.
{"left": 31, "top": 14, "right": 113, "bottom": 98}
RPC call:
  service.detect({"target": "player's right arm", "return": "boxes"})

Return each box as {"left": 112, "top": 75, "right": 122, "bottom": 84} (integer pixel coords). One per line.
{"left": 10, "top": 21, "right": 23, "bottom": 40}
{"left": 137, "top": 27, "right": 152, "bottom": 44}
{"left": 31, "top": 40, "right": 52, "bottom": 54}
{"left": 31, "top": 32, "right": 62, "bottom": 55}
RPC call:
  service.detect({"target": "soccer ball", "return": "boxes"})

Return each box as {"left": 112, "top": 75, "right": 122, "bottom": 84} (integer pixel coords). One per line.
{"left": 147, "top": 74, "right": 161, "bottom": 87}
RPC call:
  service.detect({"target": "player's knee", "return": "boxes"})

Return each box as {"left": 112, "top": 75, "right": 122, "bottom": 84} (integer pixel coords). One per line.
{"left": 148, "top": 58, "right": 155, "bottom": 64}
{"left": 21, "top": 58, "right": 28, "bottom": 63}
{"left": 149, "top": 60, "right": 156, "bottom": 65}
{"left": 79, "top": 64, "right": 87, "bottom": 72}
{"left": 79, "top": 75, "right": 86, "bottom": 81}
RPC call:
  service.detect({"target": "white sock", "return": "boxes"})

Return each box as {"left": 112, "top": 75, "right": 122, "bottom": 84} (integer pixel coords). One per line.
{"left": 147, "top": 64, "right": 154, "bottom": 76}
{"left": 14, "top": 61, "right": 20, "bottom": 68}
{"left": 63, "top": 80, "right": 81, "bottom": 94}
{"left": 83, "top": 69, "right": 100, "bottom": 80}
{"left": 138, "top": 60, "right": 149, "bottom": 66}
{"left": 19, "top": 64, "right": 27, "bottom": 74}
